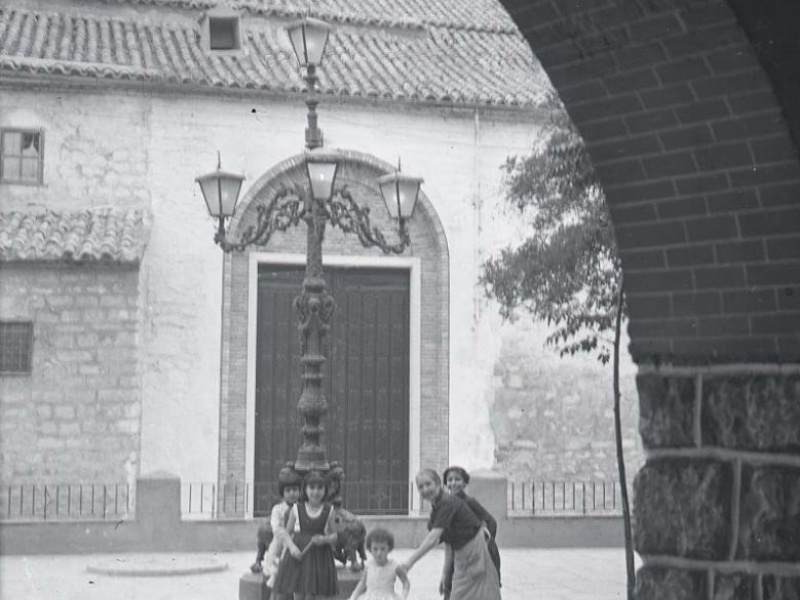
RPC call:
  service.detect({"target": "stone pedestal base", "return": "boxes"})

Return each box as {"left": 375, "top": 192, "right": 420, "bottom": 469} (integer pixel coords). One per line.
{"left": 333, "top": 567, "right": 362, "bottom": 599}
{"left": 239, "top": 568, "right": 360, "bottom": 600}
{"left": 239, "top": 572, "right": 270, "bottom": 600}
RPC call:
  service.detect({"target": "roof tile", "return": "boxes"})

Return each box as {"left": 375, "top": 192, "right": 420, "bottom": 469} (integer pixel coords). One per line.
{"left": 95, "top": 0, "right": 517, "bottom": 32}
{"left": 0, "top": 209, "right": 151, "bottom": 263}
{"left": 0, "top": 7, "right": 548, "bottom": 107}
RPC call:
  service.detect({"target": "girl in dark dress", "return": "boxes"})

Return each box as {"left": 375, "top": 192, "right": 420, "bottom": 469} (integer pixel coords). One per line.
{"left": 442, "top": 466, "right": 502, "bottom": 599}
{"left": 399, "top": 469, "right": 501, "bottom": 600}
{"left": 272, "top": 471, "right": 339, "bottom": 599}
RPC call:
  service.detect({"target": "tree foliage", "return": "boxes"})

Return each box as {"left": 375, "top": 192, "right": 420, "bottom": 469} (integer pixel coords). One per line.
{"left": 481, "top": 111, "right": 623, "bottom": 363}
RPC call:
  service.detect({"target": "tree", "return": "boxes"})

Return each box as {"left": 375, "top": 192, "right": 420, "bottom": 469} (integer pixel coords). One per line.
{"left": 482, "top": 109, "right": 620, "bottom": 363}
{"left": 481, "top": 108, "right": 636, "bottom": 598}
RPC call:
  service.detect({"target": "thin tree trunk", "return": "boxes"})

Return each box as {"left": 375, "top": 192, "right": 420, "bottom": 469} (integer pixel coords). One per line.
{"left": 613, "top": 277, "right": 635, "bottom": 599}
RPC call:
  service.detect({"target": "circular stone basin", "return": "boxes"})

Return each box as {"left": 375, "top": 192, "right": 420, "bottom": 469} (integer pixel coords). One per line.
{"left": 87, "top": 556, "right": 228, "bottom": 577}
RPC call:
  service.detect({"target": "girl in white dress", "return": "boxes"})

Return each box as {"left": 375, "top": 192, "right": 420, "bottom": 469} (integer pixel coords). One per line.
{"left": 349, "top": 528, "right": 410, "bottom": 600}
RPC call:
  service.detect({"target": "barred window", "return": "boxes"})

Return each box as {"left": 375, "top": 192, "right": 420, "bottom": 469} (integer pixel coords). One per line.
{"left": 0, "top": 322, "right": 33, "bottom": 374}
{"left": 0, "top": 129, "right": 44, "bottom": 184}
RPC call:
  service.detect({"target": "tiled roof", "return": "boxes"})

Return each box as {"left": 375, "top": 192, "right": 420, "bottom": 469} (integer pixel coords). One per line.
{"left": 0, "top": 6, "right": 549, "bottom": 107}
{"left": 96, "top": 0, "right": 518, "bottom": 33}
{"left": 0, "top": 209, "right": 151, "bottom": 263}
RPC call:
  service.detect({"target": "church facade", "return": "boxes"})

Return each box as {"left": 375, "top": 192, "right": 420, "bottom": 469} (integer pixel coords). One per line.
{"left": 0, "top": 0, "right": 641, "bottom": 516}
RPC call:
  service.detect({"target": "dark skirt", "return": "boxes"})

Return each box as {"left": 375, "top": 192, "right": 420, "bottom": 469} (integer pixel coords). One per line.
{"left": 271, "top": 536, "right": 338, "bottom": 596}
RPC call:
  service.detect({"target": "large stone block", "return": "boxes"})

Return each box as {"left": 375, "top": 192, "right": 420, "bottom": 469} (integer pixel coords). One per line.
{"left": 702, "top": 375, "right": 800, "bottom": 452}
{"left": 634, "top": 566, "right": 706, "bottom": 600}
{"left": 762, "top": 576, "right": 800, "bottom": 600}
{"left": 634, "top": 458, "right": 732, "bottom": 559}
{"left": 637, "top": 375, "right": 696, "bottom": 449}
{"left": 239, "top": 572, "right": 270, "bottom": 600}
{"left": 713, "top": 574, "right": 758, "bottom": 600}
{"left": 737, "top": 465, "right": 800, "bottom": 561}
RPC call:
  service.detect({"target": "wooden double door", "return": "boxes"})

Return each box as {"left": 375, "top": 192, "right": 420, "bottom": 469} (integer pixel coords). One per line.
{"left": 254, "top": 264, "right": 410, "bottom": 515}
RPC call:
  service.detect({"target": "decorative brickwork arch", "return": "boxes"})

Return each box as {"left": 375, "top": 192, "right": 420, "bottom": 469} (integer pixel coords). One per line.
{"left": 217, "top": 150, "right": 450, "bottom": 513}
{"left": 497, "top": 1, "right": 799, "bottom": 597}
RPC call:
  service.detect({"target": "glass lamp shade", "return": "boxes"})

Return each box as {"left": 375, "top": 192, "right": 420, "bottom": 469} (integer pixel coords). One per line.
{"left": 195, "top": 169, "right": 245, "bottom": 218}
{"left": 376, "top": 171, "right": 424, "bottom": 220}
{"left": 304, "top": 148, "right": 341, "bottom": 201}
{"left": 287, "top": 17, "right": 332, "bottom": 67}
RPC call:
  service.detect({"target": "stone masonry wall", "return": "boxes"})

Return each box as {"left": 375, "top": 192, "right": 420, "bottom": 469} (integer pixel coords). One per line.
{"left": 491, "top": 319, "right": 645, "bottom": 483}
{"left": 635, "top": 366, "right": 799, "bottom": 598}
{"left": 0, "top": 264, "right": 141, "bottom": 489}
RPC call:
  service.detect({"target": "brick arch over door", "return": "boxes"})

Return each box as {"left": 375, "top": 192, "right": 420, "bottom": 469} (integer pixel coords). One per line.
{"left": 217, "top": 149, "right": 450, "bottom": 505}
{"left": 498, "top": 1, "right": 799, "bottom": 597}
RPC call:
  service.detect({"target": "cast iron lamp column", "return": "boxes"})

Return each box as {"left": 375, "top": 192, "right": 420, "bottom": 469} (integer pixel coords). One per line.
{"left": 196, "top": 17, "right": 424, "bottom": 496}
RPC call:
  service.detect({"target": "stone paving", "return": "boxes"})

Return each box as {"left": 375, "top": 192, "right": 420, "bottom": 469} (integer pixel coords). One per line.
{"left": 0, "top": 548, "right": 641, "bottom": 599}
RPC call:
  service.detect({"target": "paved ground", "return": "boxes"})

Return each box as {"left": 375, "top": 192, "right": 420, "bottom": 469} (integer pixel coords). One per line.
{"left": 0, "top": 548, "right": 641, "bottom": 599}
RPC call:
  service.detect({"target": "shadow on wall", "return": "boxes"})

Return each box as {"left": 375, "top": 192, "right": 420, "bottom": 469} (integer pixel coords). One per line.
{"left": 490, "top": 319, "right": 644, "bottom": 481}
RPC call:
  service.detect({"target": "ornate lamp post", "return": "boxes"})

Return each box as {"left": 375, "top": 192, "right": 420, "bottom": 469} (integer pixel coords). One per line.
{"left": 196, "top": 17, "right": 423, "bottom": 499}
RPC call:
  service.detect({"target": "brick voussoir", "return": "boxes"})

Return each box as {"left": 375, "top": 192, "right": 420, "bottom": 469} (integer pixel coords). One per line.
{"left": 714, "top": 240, "right": 766, "bottom": 264}
{"left": 666, "top": 244, "right": 715, "bottom": 268}
{"left": 569, "top": 93, "right": 645, "bottom": 125}
{"left": 614, "top": 221, "right": 687, "bottom": 251}
{"left": 656, "top": 197, "right": 708, "bottom": 220}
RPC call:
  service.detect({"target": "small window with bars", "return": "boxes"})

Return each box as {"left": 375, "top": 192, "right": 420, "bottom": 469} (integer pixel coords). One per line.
{"left": 0, "top": 129, "right": 44, "bottom": 184}
{"left": 0, "top": 322, "right": 33, "bottom": 375}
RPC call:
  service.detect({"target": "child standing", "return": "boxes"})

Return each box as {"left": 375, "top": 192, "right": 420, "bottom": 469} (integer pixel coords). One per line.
{"left": 257, "top": 466, "right": 302, "bottom": 592}
{"left": 271, "top": 470, "right": 339, "bottom": 599}
{"left": 349, "top": 528, "right": 410, "bottom": 600}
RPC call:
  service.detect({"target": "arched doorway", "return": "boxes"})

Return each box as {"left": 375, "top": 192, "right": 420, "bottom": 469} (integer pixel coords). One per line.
{"left": 216, "top": 150, "right": 450, "bottom": 515}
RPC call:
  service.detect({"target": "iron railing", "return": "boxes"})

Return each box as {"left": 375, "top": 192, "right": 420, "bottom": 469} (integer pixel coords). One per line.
{"left": 508, "top": 480, "right": 632, "bottom": 516}
{"left": 0, "top": 483, "right": 133, "bottom": 522}
{"left": 0, "top": 479, "right": 630, "bottom": 521}
{"left": 182, "top": 480, "right": 427, "bottom": 519}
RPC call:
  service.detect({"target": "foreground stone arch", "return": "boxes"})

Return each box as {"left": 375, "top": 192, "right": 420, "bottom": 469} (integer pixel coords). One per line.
{"left": 498, "top": 1, "right": 799, "bottom": 596}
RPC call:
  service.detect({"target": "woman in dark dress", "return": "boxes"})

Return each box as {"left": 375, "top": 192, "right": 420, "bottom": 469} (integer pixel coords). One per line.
{"left": 399, "top": 469, "right": 501, "bottom": 600}
{"left": 442, "top": 466, "right": 502, "bottom": 598}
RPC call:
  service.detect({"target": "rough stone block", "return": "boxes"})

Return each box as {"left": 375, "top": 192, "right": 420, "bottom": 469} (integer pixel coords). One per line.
{"left": 38, "top": 437, "right": 65, "bottom": 450}
{"left": 713, "top": 574, "right": 758, "bottom": 600}
{"left": 634, "top": 459, "right": 732, "bottom": 559}
{"left": 637, "top": 375, "right": 696, "bottom": 448}
{"left": 762, "top": 576, "right": 800, "bottom": 600}
{"left": 54, "top": 405, "right": 75, "bottom": 420}
{"left": 58, "top": 422, "right": 81, "bottom": 436}
{"left": 115, "top": 419, "right": 140, "bottom": 434}
{"left": 634, "top": 566, "right": 706, "bottom": 600}
{"left": 59, "top": 310, "right": 83, "bottom": 323}
{"left": 737, "top": 465, "right": 800, "bottom": 562}
{"left": 702, "top": 375, "right": 800, "bottom": 452}
{"left": 74, "top": 296, "right": 99, "bottom": 308}
{"left": 39, "top": 422, "right": 58, "bottom": 435}
{"left": 239, "top": 572, "right": 270, "bottom": 600}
